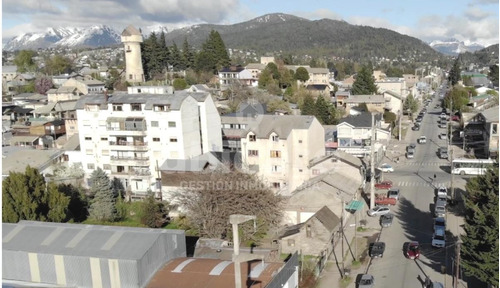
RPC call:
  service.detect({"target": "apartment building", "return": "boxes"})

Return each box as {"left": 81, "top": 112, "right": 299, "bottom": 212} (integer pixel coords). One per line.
{"left": 240, "top": 115, "right": 325, "bottom": 194}
{"left": 75, "top": 91, "right": 222, "bottom": 195}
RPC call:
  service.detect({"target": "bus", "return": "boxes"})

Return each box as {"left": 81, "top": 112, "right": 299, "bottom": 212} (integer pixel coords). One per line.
{"left": 451, "top": 158, "right": 496, "bottom": 176}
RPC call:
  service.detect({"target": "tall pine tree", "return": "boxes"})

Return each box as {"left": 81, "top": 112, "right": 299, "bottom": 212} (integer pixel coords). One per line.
{"left": 460, "top": 164, "right": 499, "bottom": 286}
{"left": 300, "top": 94, "right": 316, "bottom": 116}
{"left": 351, "top": 65, "right": 378, "bottom": 95}
{"left": 448, "top": 57, "right": 461, "bottom": 86}
{"left": 195, "top": 30, "right": 230, "bottom": 74}
{"left": 88, "top": 168, "right": 117, "bottom": 222}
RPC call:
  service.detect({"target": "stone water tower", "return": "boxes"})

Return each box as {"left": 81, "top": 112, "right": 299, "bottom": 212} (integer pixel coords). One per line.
{"left": 121, "top": 25, "right": 144, "bottom": 83}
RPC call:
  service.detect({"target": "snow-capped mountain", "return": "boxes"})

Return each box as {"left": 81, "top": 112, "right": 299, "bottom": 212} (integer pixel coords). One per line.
{"left": 3, "top": 25, "right": 121, "bottom": 51}
{"left": 429, "top": 38, "right": 485, "bottom": 56}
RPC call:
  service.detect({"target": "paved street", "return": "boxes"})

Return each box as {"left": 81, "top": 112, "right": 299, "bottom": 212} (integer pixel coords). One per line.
{"left": 317, "top": 94, "right": 468, "bottom": 288}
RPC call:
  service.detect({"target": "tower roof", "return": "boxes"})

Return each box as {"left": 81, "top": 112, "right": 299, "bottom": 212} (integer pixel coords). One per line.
{"left": 122, "top": 25, "right": 141, "bottom": 36}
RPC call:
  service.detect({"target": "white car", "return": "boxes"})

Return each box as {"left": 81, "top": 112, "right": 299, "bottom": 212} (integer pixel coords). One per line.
{"left": 440, "top": 113, "right": 447, "bottom": 119}
{"left": 439, "top": 133, "right": 447, "bottom": 140}
{"left": 417, "top": 136, "right": 427, "bottom": 144}
{"left": 432, "top": 227, "right": 446, "bottom": 248}
{"left": 367, "top": 206, "right": 390, "bottom": 217}
{"left": 437, "top": 187, "right": 447, "bottom": 197}
{"left": 378, "top": 163, "right": 394, "bottom": 173}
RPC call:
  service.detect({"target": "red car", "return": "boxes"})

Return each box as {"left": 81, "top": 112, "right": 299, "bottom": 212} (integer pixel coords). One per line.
{"left": 451, "top": 115, "right": 460, "bottom": 121}
{"left": 405, "top": 241, "right": 420, "bottom": 259}
{"left": 375, "top": 180, "right": 393, "bottom": 190}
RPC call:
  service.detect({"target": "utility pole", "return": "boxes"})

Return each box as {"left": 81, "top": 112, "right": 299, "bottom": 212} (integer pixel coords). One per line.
{"left": 454, "top": 242, "right": 461, "bottom": 288}
{"left": 340, "top": 212, "right": 345, "bottom": 278}
{"left": 370, "top": 113, "right": 376, "bottom": 209}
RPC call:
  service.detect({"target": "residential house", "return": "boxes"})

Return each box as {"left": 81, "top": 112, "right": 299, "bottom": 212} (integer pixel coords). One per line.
{"left": 306, "top": 84, "right": 332, "bottom": 97}
{"left": 342, "top": 75, "right": 356, "bottom": 89}
{"left": 8, "top": 73, "right": 36, "bottom": 93}
{"left": 2, "top": 146, "right": 65, "bottom": 178}
{"left": 32, "top": 100, "right": 78, "bottom": 120}
{"left": 284, "top": 152, "right": 364, "bottom": 225}
{"left": 469, "top": 106, "right": 500, "bottom": 158}
{"left": 62, "top": 78, "right": 105, "bottom": 94}
{"left": 218, "top": 65, "right": 256, "bottom": 88}
{"left": 2, "top": 65, "right": 18, "bottom": 83}
{"left": 324, "top": 125, "right": 337, "bottom": 153}
{"left": 245, "top": 63, "right": 266, "bottom": 82}
{"left": 333, "top": 90, "right": 350, "bottom": 108}
{"left": 403, "top": 74, "right": 419, "bottom": 90}
{"left": 11, "top": 93, "right": 48, "bottom": 106}
{"left": 373, "top": 70, "right": 386, "bottom": 81}
{"left": 336, "top": 112, "right": 389, "bottom": 158}
{"left": 51, "top": 73, "right": 80, "bottom": 87}
{"left": 375, "top": 77, "right": 407, "bottom": 96}
{"left": 241, "top": 115, "right": 325, "bottom": 194}
{"left": 343, "top": 95, "right": 386, "bottom": 114}
{"left": 279, "top": 206, "right": 340, "bottom": 257}
{"left": 381, "top": 90, "right": 404, "bottom": 114}
{"left": 75, "top": 91, "right": 222, "bottom": 196}
{"left": 28, "top": 119, "right": 66, "bottom": 138}
{"left": 461, "top": 72, "right": 492, "bottom": 88}
{"left": 47, "top": 86, "right": 84, "bottom": 102}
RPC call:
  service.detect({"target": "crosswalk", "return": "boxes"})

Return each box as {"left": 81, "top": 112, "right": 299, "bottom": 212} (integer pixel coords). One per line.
{"left": 395, "top": 181, "right": 451, "bottom": 187}
{"left": 398, "top": 162, "right": 448, "bottom": 167}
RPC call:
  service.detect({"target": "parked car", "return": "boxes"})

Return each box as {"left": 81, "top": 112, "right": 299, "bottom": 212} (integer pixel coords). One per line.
{"left": 432, "top": 226, "right": 446, "bottom": 248}
{"left": 367, "top": 206, "right": 390, "bottom": 217}
{"left": 436, "top": 195, "right": 447, "bottom": 205}
{"left": 378, "top": 163, "right": 394, "bottom": 173}
{"left": 439, "top": 123, "right": 447, "bottom": 129}
{"left": 416, "top": 117, "right": 423, "bottom": 123}
{"left": 412, "top": 125, "right": 420, "bottom": 131}
{"left": 409, "top": 143, "right": 416, "bottom": 149}
{"left": 417, "top": 136, "right": 427, "bottom": 144}
{"left": 431, "top": 282, "right": 445, "bottom": 288}
{"left": 438, "top": 147, "right": 448, "bottom": 159}
{"left": 437, "top": 187, "right": 448, "bottom": 197}
{"left": 440, "top": 112, "right": 447, "bottom": 119}
{"left": 439, "top": 133, "right": 447, "bottom": 140}
{"left": 406, "top": 151, "right": 414, "bottom": 159}
{"left": 434, "top": 217, "right": 446, "bottom": 232}
{"left": 434, "top": 205, "right": 446, "bottom": 218}
{"left": 369, "top": 242, "right": 386, "bottom": 258}
{"left": 405, "top": 241, "right": 420, "bottom": 259}
{"left": 358, "top": 274, "right": 375, "bottom": 288}
{"left": 387, "top": 188, "right": 400, "bottom": 200}
{"left": 375, "top": 180, "right": 393, "bottom": 190}
{"left": 380, "top": 213, "right": 394, "bottom": 228}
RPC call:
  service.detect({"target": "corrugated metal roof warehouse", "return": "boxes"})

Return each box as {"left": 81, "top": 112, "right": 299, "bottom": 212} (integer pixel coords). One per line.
{"left": 2, "top": 221, "right": 186, "bottom": 288}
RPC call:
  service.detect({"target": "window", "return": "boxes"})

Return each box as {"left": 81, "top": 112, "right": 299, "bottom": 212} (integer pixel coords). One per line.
{"left": 287, "top": 239, "right": 295, "bottom": 247}
{"left": 137, "top": 89, "right": 141, "bottom": 93}
{"left": 84, "top": 136, "right": 92, "bottom": 141}
{"left": 87, "top": 163, "right": 95, "bottom": 169}
{"left": 86, "top": 149, "right": 93, "bottom": 155}
{"left": 272, "top": 135, "right": 279, "bottom": 142}
{"left": 102, "top": 150, "right": 109, "bottom": 156}
{"left": 306, "top": 224, "right": 312, "bottom": 238}
{"left": 170, "top": 138, "right": 178, "bottom": 142}
{"left": 313, "top": 169, "right": 320, "bottom": 175}
{"left": 493, "top": 123, "right": 498, "bottom": 135}
{"left": 129, "top": 74, "right": 133, "bottom": 80}
{"left": 249, "top": 134, "right": 256, "bottom": 141}
{"left": 154, "top": 105, "right": 170, "bottom": 111}
{"left": 248, "top": 150, "right": 258, "bottom": 157}
{"left": 112, "top": 104, "right": 123, "bottom": 111}
{"left": 168, "top": 121, "right": 176, "bottom": 128}
{"left": 299, "top": 155, "right": 303, "bottom": 158}
{"left": 117, "top": 166, "right": 125, "bottom": 173}
{"left": 272, "top": 182, "right": 281, "bottom": 188}
{"left": 151, "top": 121, "right": 159, "bottom": 127}
{"left": 299, "top": 140, "right": 303, "bottom": 143}
{"left": 271, "top": 165, "right": 281, "bottom": 172}
{"left": 299, "top": 169, "right": 303, "bottom": 172}
{"left": 103, "top": 164, "right": 111, "bottom": 170}
{"left": 131, "top": 103, "right": 141, "bottom": 111}
{"left": 270, "top": 150, "right": 281, "bottom": 158}
{"left": 153, "top": 137, "right": 160, "bottom": 142}
{"left": 101, "top": 137, "right": 108, "bottom": 141}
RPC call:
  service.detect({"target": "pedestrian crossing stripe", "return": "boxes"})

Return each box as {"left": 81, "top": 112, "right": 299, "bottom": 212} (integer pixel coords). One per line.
{"left": 399, "top": 162, "right": 449, "bottom": 166}
{"left": 396, "top": 181, "right": 451, "bottom": 187}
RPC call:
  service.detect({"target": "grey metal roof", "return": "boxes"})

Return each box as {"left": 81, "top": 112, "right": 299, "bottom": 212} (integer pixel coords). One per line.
{"left": 160, "top": 151, "right": 240, "bottom": 172}
{"left": 122, "top": 25, "right": 141, "bottom": 36}
{"left": 338, "top": 112, "right": 382, "bottom": 128}
{"left": 480, "top": 106, "right": 499, "bottom": 122}
{"left": 2, "top": 65, "right": 17, "bottom": 73}
{"left": 246, "top": 115, "right": 317, "bottom": 139}
{"left": 344, "top": 95, "right": 385, "bottom": 103}
{"left": 2, "top": 148, "right": 63, "bottom": 175}
{"left": 175, "top": 90, "right": 209, "bottom": 102}
{"left": 3, "top": 221, "right": 184, "bottom": 260}
{"left": 310, "top": 206, "right": 341, "bottom": 232}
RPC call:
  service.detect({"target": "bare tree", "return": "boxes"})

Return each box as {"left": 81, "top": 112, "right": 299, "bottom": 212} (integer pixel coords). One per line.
{"left": 171, "top": 168, "right": 284, "bottom": 243}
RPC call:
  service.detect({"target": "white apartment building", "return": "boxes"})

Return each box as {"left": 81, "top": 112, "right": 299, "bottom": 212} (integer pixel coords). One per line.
{"left": 75, "top": 91, "right": 222, "bottom": 195}
{"left": 241, "top": 115, "right": 325, "bottom": 194}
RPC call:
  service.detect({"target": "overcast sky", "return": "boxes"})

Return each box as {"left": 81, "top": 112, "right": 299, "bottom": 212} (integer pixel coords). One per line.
{"left": 2, "top": 0, "right": 499, "bottom": 47}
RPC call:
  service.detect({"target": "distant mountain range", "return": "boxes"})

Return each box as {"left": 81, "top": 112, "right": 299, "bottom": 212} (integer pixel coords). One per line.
{"left": 428, "top": 38, "right": 485, "bottom": 56}
{"left": 2, "top": 13, "right": 495, "bottom": 63}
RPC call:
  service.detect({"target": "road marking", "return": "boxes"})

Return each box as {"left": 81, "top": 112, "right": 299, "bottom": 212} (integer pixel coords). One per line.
{"left": 396, "top": 181, "right": 450, "bottom": 187}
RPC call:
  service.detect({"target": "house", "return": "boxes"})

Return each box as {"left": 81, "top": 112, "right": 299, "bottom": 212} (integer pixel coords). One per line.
{"left": 8, "top": 73, "right": 36, "bottom": 93}
{"left": 28, "top": 119, "right": 66, "bottom": 138}
{"left": 75, "top": 91, "right": 222, "bottom": 197}
{"left": 46, "top": 86, "right": 84, "bottom": 102}
{"left": 32, "top": 100, "right": 78, "bottom": 120}
{"left": 62, "top": 78, "right": 105, "bottom": 94}
{"left": 343, "top": 95, "right": 386, "bottom": 113}
{"left": 2, "top": 65, "right": 18, "bottom": 82}
{"left": 2, "top": 146, "right": 65, "bottom": 178}
{"left": 375, "top": 77, "right": 407, "bottom": 96}
{"left": 218, "top": 65, "right": 256, "bottom": 88}
{"left": 279, "top": 206, "right": 340, "bottom": 257}
{"left": 2, "top": 221, "right": 186, "bottom": 288}
{"left": 240, "top": 115, "right": 325, "bottom": 194}
{"left": 336, "top": 112, "right": 389, "bottom": 158}
{"left": 475, "top": 106, "right": 499, "bottom": 158}
{"left": 51, "top": 73, "right": 80, "bottom": 87}
{"left": 146, "top": 253, "right": 299, "bottom": 288}
{"left": 306, "top": 84, "right": 332, "bottom": 97}
{"left": 380, "top": 90, "right": 404, "bottom": 114}
{"left": 461, "top": 72, "right": 492, "bottom": 88}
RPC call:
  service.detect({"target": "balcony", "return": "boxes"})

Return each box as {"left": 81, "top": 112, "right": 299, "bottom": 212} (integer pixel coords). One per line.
{"left": 110, "top": 156, "right": 150, "bottom": 165}
{"left": 107, "top": 126, "right": 147, "bottom": 135}
{"left": 111, "top": 169, "right": 151, "bottom": 177}
{"left": 109, "top": 141, "right": 149, "bottom": 151}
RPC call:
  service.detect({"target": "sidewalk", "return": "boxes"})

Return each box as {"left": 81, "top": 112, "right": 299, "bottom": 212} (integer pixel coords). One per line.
{"left": 316, "top": 207, "right": 382, "bottom": 288}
